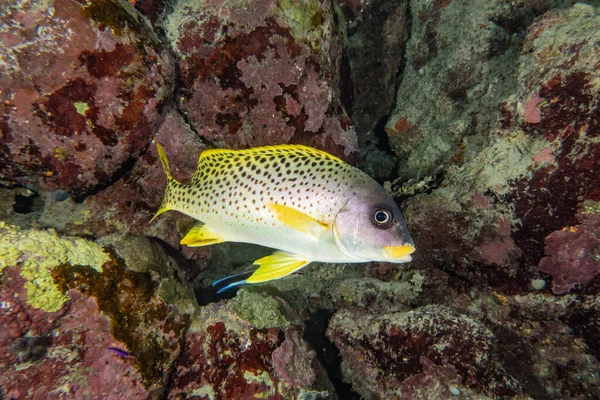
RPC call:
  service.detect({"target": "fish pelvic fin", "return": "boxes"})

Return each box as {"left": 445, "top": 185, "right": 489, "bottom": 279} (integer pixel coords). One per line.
{"left": 212, "top": 252, "right": 310, "bottom": 293}
{"left": 247, "top": 251, "right": 310, "bottom": 284}
{"left": 212, "top": 269, "right": 256, "bottom": 294}
{"left": 151, "top": 143, "right": 179, "bottom": 223}
{"left": 181, "top": 224, "right": 226, "bottom": 247}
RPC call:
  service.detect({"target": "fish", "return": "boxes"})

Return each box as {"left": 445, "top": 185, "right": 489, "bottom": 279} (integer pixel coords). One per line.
{"left": 107, "top": 347, "right": 130, "bottom": 357}
{"left": 152, "top": 143, "right": 415, "bottom": 292}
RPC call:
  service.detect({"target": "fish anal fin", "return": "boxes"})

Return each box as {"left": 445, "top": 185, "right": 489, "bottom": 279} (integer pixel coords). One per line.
{"left": 246, "top": 251, "right": 310, "bottom": 283}
{"left": 180, "top": 224, "right": 226, "bottom": 247}
{"left": 267, "top": 203, "right": 329, "bottom": 238}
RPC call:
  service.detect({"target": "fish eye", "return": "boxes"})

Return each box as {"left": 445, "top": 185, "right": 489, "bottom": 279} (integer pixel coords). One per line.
{"left": 371, "top": 208, "right": 393, "bottom": 228}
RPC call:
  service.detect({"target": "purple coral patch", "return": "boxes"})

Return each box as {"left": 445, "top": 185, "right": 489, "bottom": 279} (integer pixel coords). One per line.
{"left": 538, "top": 225, "right": 600, "bottom": 294}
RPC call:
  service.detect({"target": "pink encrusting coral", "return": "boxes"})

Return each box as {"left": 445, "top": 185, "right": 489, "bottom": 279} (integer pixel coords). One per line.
{"left": 538, "top": 204, "right": 600, "bottom": 294}
{"left": 169, "top": 292, "right": 331, "bottom": 399}
{"left": 523, "top": 93, "right": 544, "bottom": 124}
{"left": 538, "top": 226, "right": 599, "bottom": 294}
{"left": 165, "top": 0, "right": 358, "bottom": 158}
{"left": 0, "top": 0, "right": 175, "bottom": 199}
{"left": 0, "top": 233, "right": 189, "bottom": 399}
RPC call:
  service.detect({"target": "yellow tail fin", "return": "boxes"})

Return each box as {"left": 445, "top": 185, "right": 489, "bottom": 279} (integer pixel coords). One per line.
{"left": 151, "top": 143, "right": 176, "bottom": 223}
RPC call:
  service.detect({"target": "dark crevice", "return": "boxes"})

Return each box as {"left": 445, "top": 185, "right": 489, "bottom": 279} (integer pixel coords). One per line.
{"left": 304, "top": 309, "right": 361, "bottom": 400}
{"left": 165, "top": 48, "right": 217, "bottom": 151}
{"left": 339, "top": 52, "right": 355, "bottom": 116}
{"left": 71, "top": 155, "right": 138, "bottom": 202}
{"left": 13, "top": 192, "right": 43, "bottom": 214}
{"left": 356, "top": 0, "right": 413, "bottom": 182}
{"left": 372, "top": 116, "right": 393, "bottom": 154}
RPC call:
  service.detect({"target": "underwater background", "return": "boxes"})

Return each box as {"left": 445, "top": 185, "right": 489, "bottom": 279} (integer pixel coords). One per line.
{"left": 1, "top": 0, "right": 600, "bottom": 398}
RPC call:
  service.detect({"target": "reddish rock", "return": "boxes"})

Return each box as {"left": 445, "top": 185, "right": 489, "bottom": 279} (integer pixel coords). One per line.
{"left": 0, "top": 0, "right": 175, "bottom": 199}
{"left": 0, "top": 234, "right": 192, "bottom": 399}
{"left": 393, "top": 3, "right": 600, "bottom": 294}
{"left": 164, "top": 0, "right": 357, "bottom": 159}
{"left": 169, "top": 292, "right": 335, "bottom": 399}
{"left": 34, "top": 110, "right": 208, "bottom": 252}
{"left": 538, "top": 202, "right": 600, "bottom": 294}
{"left": 510, "top": 5, "right": 600, "bottom": 291}
{"left": 2, "top": 289, "right": 150, "bottom": 400}
{"left": 327, "top": 305, "right": 520, "bottom": 399}
{"left": 0, "top": 268, "right": 66, "bottom": 354}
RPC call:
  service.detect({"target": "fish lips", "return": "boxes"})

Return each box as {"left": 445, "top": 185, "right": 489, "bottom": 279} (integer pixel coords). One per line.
{"left": 384, "top": 244, "right": 415, "bottom": 262}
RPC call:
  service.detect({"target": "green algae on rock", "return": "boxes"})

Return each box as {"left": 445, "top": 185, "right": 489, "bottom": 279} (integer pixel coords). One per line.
{"left": 51, "top": 249, "right": 192, "bottom": 390}
{"left": 0, "top": 222, "right": 109, "bottom": 312}
{"left": 274, "top": 0, "right": 333, "bottom": 52}
{"left": 0, "top": 226, "right": 195, "bottom": 397}
{"left": 230, "top": 289, "right": 294, "bottom": 329}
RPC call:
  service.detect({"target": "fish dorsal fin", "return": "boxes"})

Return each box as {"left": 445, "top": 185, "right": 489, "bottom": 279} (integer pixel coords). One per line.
{"left": 180, "top": 224, "right": 226, "bottom": 247}
{"left": 267, "top": 203, "right": 329, "bottom": 238}
{"left": 198, "top": 144, "right": 344, "bottom": 163}
{"left": 247, "top": 251, "right": 310, "bottom": 283}
{"left": 192, "top": 144, "right": 346, "bottom": 185}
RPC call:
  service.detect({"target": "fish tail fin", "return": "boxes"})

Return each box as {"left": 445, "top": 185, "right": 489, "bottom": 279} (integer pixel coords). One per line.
{"left": 151, "top": 143, "right": 179, "bottom": 223}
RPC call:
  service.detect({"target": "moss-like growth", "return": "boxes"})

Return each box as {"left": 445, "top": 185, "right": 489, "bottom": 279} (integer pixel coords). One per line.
{"left": 51, "top": 249, "right": 190, "bottom": 388}
{"left": 274, "top": 0, "right": 330, "bottom": 51}
{"left": 231, "top": 289, "right": 292, "bottom": 329}
{"left": 0, "top": 222, "right": 109, "bottom": 312}
{"left": 80, "top": 0, "right": 159, "bottom": 48}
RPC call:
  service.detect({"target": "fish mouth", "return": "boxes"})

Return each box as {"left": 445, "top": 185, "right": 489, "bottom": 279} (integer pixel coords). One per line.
{"left": 384, "top": 244, "right": 415, "bottom": 261}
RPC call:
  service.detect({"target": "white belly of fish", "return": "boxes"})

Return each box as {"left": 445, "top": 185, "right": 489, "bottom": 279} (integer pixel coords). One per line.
{"left": 199, "top": 212, "right": 364, "bottom": 264}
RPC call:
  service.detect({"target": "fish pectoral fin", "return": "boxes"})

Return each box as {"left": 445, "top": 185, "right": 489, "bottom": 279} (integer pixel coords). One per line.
{"left": 267, "top": 203, "right": 329, "bottom": 238}
{"left": 180, "top": 224, "right": 226, "bottom": 247}
{"left": 247, "top": 251, "right": 311, "bottom": 283}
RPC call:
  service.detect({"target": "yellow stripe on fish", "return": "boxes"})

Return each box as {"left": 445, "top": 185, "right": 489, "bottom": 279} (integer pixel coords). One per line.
{"left": 153, "top": 143, "right": 415, "bottom": 292}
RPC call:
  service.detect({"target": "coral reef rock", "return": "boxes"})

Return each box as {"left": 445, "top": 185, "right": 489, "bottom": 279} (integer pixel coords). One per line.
{"left": 169, "top": 289, "right": 336, "bottom": 399}
{"left": 0, "top": 225, "right": 194, "bottom": 399}
{"left": 0, "top": 0, "right": 175, "bottom": 199}
{"left": 390, "top": 2, "right": 600, "bottom": 294}
{"left": 163, "top": 0, "right": 358, "bottom": 158}
{"left": 327, "top": 304, "right": 521, "bottom": 399}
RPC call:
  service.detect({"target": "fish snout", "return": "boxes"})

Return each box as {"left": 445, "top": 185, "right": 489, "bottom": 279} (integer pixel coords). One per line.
{"left": 384, "top": 244, "right": 415, "bottom": 262}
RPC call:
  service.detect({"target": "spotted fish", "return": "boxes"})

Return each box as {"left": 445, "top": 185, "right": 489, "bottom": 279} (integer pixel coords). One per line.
{"left": 153, "top": 143, "right": 415, "bottom": 292}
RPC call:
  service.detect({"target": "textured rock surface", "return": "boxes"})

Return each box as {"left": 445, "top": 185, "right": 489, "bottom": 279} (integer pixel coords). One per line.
{"left": 0, "top": 0, "right": 175, "bottom": 199}
{"left": 510, "top": 5, "right": 600, "bottom": 293}
{"left": 391, "top": 2, "right": 600, "bottom": 294}
{"left": 169, "top": 289, "right": 336, "bottom": 399}
{"left": 327, "top": 305, "right": 520, "bottom": 399}
{"left": 163, "top": 0, "right": 358, "bottom": 158}
{"left": 0, "top": 226, "right": 193, "bottom": 399}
